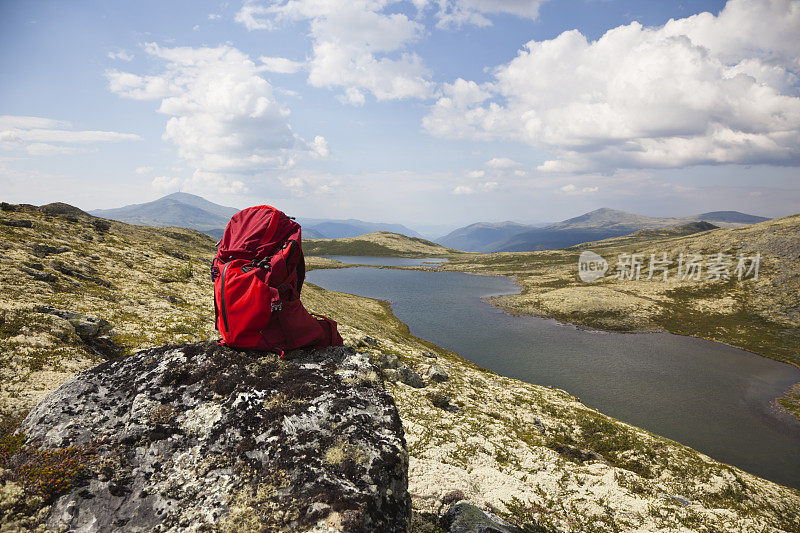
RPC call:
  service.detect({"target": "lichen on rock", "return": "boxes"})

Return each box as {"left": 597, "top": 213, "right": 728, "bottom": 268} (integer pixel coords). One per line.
{"left": 20, "top": 342, "right": 411, "bottom": 532}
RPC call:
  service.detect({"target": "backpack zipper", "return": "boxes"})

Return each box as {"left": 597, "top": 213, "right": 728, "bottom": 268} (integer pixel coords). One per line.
{"left": 220, "top": 262, "right": 231, "bottom": 333}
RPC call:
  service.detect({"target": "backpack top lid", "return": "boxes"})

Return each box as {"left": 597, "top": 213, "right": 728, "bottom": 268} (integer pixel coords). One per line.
{"left": 217, "top": 205, "right": 299, "bottom": 260}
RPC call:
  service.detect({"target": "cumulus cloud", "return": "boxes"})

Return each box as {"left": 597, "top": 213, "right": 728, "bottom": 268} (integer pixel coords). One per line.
{"left": 0, "top": 115, "right": 140, "bottom": 156}
{"left": 235, "top": 1, "right": 275, "bottom": 30}
{"left": 108, "top": 50, "right": 134, "bottom": 61}
{"left": 453, "top": 180, "right": 500, "bottom": 194}
{"left": 107, "top": 43, "right": 327, "bottom": 194}
{"left": 134, "top": 166, "right": 154, "bottom": 174}
{"left": 486, "top": 157, "right": 521, "bottom": 169}
{"left": 261, "top": 56, "right": 306, "bottom": 74}
{"left": 235, "top": 0, "right": 434, "bottom": 104}
{"left": 309, "top": 136, "right": 330, "bottom": 158}
{"left": 423, "top": 0, "right": 800, "bottom": 172}
{"left": 559, "top": 184, "right": 599, "bottom": 194}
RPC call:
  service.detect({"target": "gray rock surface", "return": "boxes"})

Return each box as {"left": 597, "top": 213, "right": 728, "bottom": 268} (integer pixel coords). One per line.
{"left": 27, "top": 242, "right": 69, "bottom": 257}
{"left": 22, "top": 342, "right": 410, "bottom": 532}
{"left": 379, "top": 352, "right": 400, "bottom": 369}
{"left": 440, "top": 501, "right": 525, "bottom": 533}
{"left": 426, "top": 392, "right": 459, "bottom": 413}
{"left": 426, "top": 364, "right": 449, "bottom": 383}
{"left": 1, "top": 219, "right": 33, "bottom": 228}
{"left": 395, "top": 365, "right": 426, "bottom": 388}
{"left": 36, "top": 306, "right": 112, "bottom": 340}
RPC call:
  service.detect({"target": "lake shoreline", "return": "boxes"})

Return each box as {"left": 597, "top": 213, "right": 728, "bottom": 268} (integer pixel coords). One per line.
{"left": 307, "top": 260, "right": 800, "bottom": 489}
{"left": 308, "top": 254, "right": 800, "bottom": 423}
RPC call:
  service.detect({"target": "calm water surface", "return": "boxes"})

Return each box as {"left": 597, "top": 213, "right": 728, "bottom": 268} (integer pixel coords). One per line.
{"left": 322, "top": 255, "right": 448, "bottom": 267}
{"left": 307, "top": 263, "right": 800, "bottom": 489}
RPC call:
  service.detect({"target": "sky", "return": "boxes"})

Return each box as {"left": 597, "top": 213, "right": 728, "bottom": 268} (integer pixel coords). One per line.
{"left": 1, "top": 0, "right": 799, "bottom": 231}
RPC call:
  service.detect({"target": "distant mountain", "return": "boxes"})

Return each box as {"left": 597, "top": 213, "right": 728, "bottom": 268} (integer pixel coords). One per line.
{"left": 90, "top": 194, "right": 423, "bottom": 240}
{"left": 90, "top": 192, "right": 238, "bottom": 233}
{"left": 298, "top": 218, "right": 422, "bottom": 239}
{"left": 437, "top": 221, "right": 537, "bottom": 252}
{"left": 462, "top": 208, "right": 768, "bottom": 252}
{"left": 303, "top": 227, "right": 327, "bottom": 239}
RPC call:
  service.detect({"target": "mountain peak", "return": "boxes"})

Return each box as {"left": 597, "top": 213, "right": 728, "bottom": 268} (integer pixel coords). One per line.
{"left": 89, "top": 193, "right": 239, "bottom": 232}
{"left": 162, "top": 192, "right": 202, "bottom": 201}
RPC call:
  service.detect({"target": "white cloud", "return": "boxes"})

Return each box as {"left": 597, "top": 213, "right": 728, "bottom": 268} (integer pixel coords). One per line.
{"left": 416, "top": 0, "right": 547, "bottom": 28}
{"left": 106, "top": 70, "right": 178, "bottom": 100}
{"left": 0, "top": 115, "right": 140, "bottom": 156}
{"left": 261, "top": 56, "right": 305, "bottom": 74}
{"left": 423, "top": 0, "right": 800, "bottom": 172}
{"left": 152, "top": 175, "right": 183, "bottom": 191}
{"left": 486, "top": 157, "right": 521, "bottom": 169}
{"left": 25, "top": 143, "right": 84, "bottom": 156}
{"left": 467, "top": 169, "right": 485, "bottom": 178}
{"left": 134, "top": 166, "right": 154, "bottom": 174}
{"left": 559, "top": 184, "right": 599, "bottom": 194}
{"left": 309, "top": 136, "right": 330, "bottom": 158}
{"left": 108, "top": 50, "right": 134, "bottom": 61}
{"left": 0, "top": 116, "right": 63, "bottom": 129}
{"left": 235, "top": 0, "right": 434, "bottom": 104}
{"left": 453, "top": 185, "right": 475, "bottom": 194}
{"left": 235, "top": 1, "right": 274, "bottom": 30}
{"left": 107, "top": 43, "right": 326, "bottom": 195}
{"left": 208, "top": 13, "right": 222, "bottom": 20}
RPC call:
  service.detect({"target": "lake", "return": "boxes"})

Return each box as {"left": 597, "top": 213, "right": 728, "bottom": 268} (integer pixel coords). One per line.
{"left": 321, "top": 255, "right": 448, "bottom": 267}
{"left": 307, "top": 262, "right": 800, "bottom": 489}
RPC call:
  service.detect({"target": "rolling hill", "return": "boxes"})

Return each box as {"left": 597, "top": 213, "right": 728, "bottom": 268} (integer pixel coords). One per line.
{"left": 297, "top": 217, "right": 423, "bottom": 239}
{"left": 303, "top": 231, "right": 460, "bottom": 257}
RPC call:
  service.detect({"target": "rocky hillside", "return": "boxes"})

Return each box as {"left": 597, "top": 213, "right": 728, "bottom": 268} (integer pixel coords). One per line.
{"left": 2, "top": 203, "right": 800, "bottom": 532}
{"left": 303, "top": 231, "right": 462, "bottom": 257}
{"left": 0, "top": 201, "right": 219, "bottom": 415}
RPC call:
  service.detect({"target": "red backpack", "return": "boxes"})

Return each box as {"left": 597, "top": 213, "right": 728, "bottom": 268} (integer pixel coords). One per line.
{"left": 211, "top": 205, "right": 343, "bottom": 355}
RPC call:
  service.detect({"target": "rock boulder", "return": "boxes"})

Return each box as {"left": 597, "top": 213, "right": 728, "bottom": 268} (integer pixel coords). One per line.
{"left": 21, "top": 342, "right": 410, "bottom": 532}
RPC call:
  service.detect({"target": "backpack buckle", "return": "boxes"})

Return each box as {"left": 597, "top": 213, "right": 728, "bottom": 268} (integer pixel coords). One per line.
{"left": 252, "top": 258, "right": 271, "bottom": 271}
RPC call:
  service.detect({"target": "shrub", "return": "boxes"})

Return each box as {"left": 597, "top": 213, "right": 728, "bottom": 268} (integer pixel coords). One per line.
{"left": 0, "top": 413, "right": 101, "bottom": 512}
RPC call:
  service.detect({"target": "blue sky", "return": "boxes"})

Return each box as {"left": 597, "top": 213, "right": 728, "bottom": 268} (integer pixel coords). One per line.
{"left": 1, "top": 0, "right": 798, "bottom": 231}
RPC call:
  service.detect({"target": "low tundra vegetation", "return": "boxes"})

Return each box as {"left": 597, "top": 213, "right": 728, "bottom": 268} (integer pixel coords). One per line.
{"left": 2, "top": 205, "right": 799, "bottom": 532}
